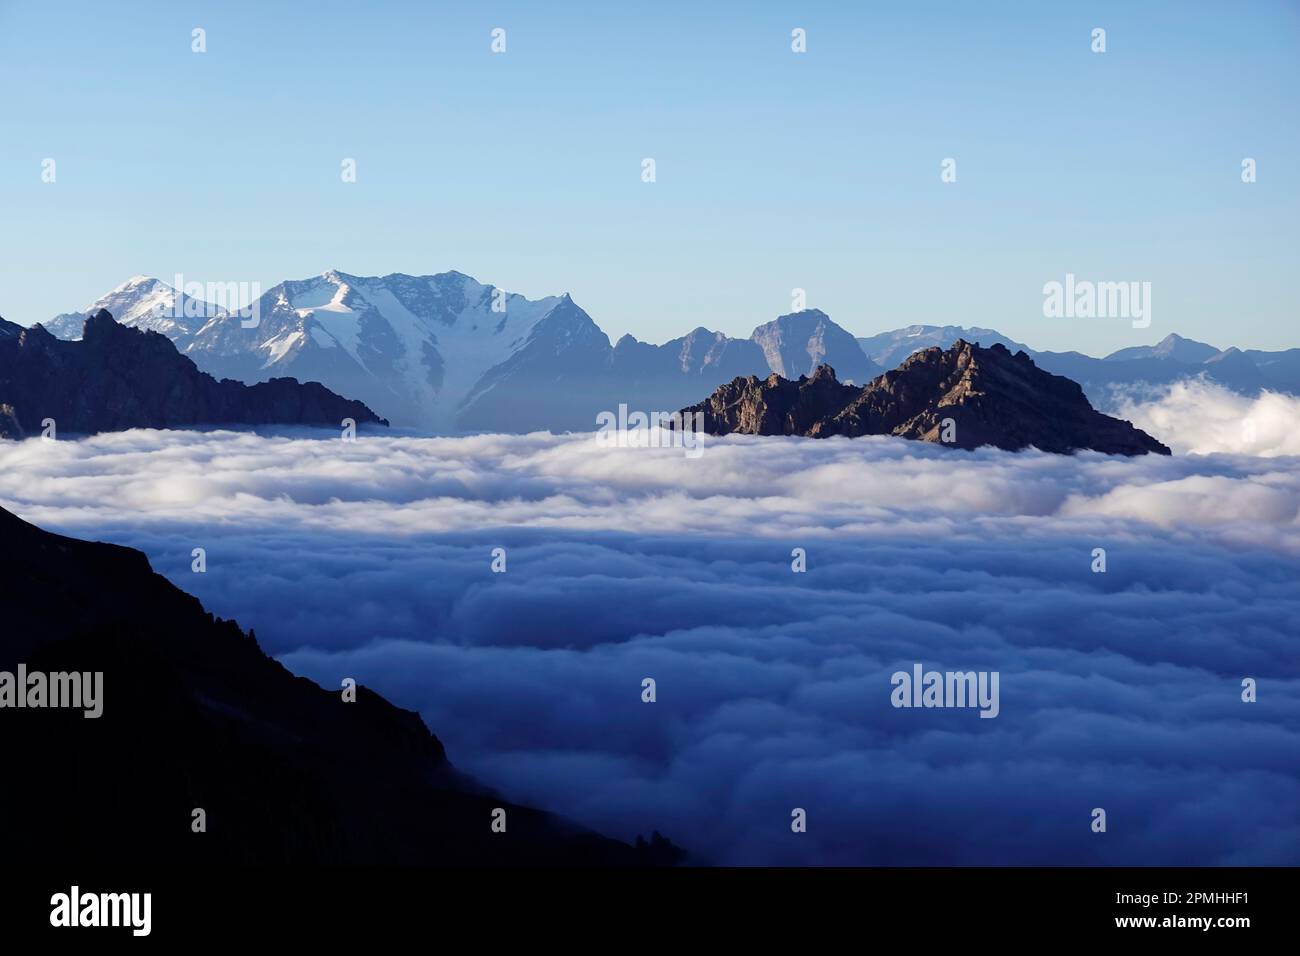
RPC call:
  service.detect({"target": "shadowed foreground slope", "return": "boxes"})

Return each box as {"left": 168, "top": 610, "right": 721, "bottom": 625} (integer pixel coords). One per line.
{"left": 0, "top": 505, "right": 677, "bottom": 865}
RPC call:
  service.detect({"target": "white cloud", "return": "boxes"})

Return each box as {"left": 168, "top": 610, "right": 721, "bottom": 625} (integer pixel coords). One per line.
{"left": 1114, "top": 378, "right": 1300, "bottom": 457}
{"left": 1, "top": 426, "right": 1297, "bottom": 551}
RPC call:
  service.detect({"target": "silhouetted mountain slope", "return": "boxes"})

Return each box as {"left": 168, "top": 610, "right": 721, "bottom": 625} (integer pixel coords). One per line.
{"left": 680, "top": 341, "right": 1170, "bottom": 456}
{"left": 0, "top": 310, "right": 385, "bottom": 438}
{"left": 0, "top": 505, "right": 676, "bottom": 865}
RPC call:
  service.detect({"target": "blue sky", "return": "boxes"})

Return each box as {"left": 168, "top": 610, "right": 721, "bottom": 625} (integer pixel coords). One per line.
{"left": 1, "top": 0, "right": 1296, "bottom": 355}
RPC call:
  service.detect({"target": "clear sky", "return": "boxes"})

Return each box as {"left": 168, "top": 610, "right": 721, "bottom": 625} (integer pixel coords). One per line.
{"left": 1, "top": 0, "right": 1296, "bottom": 355}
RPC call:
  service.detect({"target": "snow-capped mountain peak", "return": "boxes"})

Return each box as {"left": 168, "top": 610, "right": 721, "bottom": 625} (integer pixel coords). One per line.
{"left": 44, "top": 270, "right": 893, "bottom": 432}
{"left": 42, "top": 276, "right": 217, "bottom": 342}
{"left": 113, "top": 270, "right": 575, "bottom": 430}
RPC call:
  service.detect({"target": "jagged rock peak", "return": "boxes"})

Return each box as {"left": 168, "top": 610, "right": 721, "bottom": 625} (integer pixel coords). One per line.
{"left": 680, "top": 339, "right": 1171, "bottom": 456}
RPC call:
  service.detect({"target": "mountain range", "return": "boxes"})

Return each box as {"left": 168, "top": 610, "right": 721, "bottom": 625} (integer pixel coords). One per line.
{"left": 0, "top": 309, "right": 385, "bottom": 439}
{"left": 38, "top": 272, "right": 1300, "bottom": 432}
{"left": 39, "top": 274, "right": 877, "bottom": 432}
{"left": 679, "top": 340, "right": 1170, "bottom": 456}
{"left": 0, "top": 502, "right": 678, "bottom": 864}
{"left": 858, "top": 325, "right": 1300, "bottom": 405}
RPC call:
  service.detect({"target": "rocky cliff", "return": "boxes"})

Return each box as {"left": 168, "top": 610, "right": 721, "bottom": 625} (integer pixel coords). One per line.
{"left": 684, "top": 363, "right": 860, "bottom": 437}
{"left": 679, "top": 340, "right": 1171, "bottom": 456}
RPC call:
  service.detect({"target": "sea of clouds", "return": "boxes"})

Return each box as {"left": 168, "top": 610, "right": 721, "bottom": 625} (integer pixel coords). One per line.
{"left": 0, "top": 382, "right": 1297, "bottom": 865}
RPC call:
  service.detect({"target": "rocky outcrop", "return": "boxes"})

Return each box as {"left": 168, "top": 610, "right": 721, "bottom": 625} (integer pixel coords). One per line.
{"left": 684, "top": 363, "right": 860, "bottom": 437}
{"left": 0, "top": 503, "right": 677, "bottom": 865}
{"left": 679, "top": 340, "right": 1172, "bottom": 456}
{"left": 0, "top": 309, "right": 386, "bottom": 438}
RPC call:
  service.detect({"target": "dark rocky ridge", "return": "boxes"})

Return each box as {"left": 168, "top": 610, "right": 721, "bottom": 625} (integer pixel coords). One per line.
{"left": 0, "top": 309, "right": 386, "bottom": 438}
{"left": 679, "top": 340, "right": 1171, "bottom": 456}
{"left": 0, "top": 503, "right": 678, "bottom": 864}
{"left": 685, "top": 363, "right": 860, "bottom": 437}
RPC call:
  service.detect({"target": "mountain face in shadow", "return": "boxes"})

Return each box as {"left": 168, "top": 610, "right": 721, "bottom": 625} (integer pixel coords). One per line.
{"left": 750, "top": 309, "right": 883, "bottom": 385}
{"left": 679, "top": 340, "right": 1171, "bottom": 456}
{"left": 679, "top": 364, "right": 860, "bottom": 437}
{"left": 0, "top": 505, "right": 676, "bottom": 865}
{"left": 0, "top": 309, "right": 386, "bottom": 439}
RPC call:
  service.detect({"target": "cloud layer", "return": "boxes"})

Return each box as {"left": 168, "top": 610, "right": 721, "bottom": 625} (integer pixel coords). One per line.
{"left": 1, "top": 423, "right": 1297, "bottom": 865}
{"left": 1114, "top": 378, "right": 1300, "bottom": 457}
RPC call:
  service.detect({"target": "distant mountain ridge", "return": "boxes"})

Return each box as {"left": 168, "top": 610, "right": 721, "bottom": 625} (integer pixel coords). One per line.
{"left": 864, "top": 328, "right": 1299, "bottom": 407}
{"left": 44, "top": 275, "right": 213, "bottom": 344}
{"left": 857, "top": 324, "right": 1034, "bottom": 369}
{"left": 0, "top": 309, "right": 385, "bottom": 439}
{"left": 40, "top": 274, "right": 1300, "bottom": 431}
{"left": 679, "top": 340, "right": 1171, "bottom": 456}
{"left": 751, "top": 309, "right": 882, "bottom": 383}
{"left": 36, "top": 275, "right": 883, "bottom": 432}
